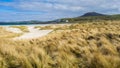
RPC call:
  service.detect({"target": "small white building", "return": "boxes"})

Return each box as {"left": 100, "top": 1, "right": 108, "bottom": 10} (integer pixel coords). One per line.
{"left": 65, "top": 20, "right": 69, "bottom": 22}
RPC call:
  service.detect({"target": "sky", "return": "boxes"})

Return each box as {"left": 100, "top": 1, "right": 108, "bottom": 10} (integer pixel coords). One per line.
{"left": 0, "top": 0, "right": 120, "bottom": 22}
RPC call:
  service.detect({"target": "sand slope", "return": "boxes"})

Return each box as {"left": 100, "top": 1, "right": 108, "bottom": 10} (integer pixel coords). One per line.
{"left": 5, "top": 27, "right": 22, "bottom": 33}
{"left": 14, "top": 26, "right": 52, "bottom": 40}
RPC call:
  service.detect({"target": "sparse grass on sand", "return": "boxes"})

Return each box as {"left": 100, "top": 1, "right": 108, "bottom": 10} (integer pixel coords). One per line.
{"left": 0, "top": 27, "right": 22, "bottom": 38}
{"left": 0, "top": 21, "right": 120, "bottom": 68}
{"left": 10, "top": 26, "right": 29, "bottom": 32}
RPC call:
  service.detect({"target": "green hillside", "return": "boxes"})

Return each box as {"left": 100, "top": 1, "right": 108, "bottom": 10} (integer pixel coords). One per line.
{"left": 58, "top": 14, "right": 120, "bottom": 23}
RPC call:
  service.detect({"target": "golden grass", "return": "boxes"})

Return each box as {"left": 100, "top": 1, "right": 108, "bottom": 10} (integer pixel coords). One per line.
{"left": 0, "top": 21, "right": 120, "bottom": 68}
{"left": 35, "top": 24, "right": 71, "bottom": 30}
{"left": 10, "top": 26, "right": 29, "bottom": 32}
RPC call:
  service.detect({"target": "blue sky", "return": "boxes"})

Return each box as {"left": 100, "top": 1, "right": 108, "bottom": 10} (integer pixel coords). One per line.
{"left": 0, "top": 0, "right": 120, "bottom": 22}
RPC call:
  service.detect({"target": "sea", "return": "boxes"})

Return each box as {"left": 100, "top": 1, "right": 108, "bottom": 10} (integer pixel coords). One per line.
{"left": 0, "top": 24, "right": 50, "bottom": 27}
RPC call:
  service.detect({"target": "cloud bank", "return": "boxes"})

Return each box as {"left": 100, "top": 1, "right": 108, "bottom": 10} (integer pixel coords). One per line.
{"left": 0, "top": 0, "right": 120, "bottom": 21}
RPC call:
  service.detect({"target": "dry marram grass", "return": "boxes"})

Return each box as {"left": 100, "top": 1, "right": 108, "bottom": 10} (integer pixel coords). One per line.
{"left": 0, "top": 21, "right": 120, "bottom": 68}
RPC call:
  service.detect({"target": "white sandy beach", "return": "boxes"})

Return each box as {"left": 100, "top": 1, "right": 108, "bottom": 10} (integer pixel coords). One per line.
{"left": 3, "top": 24, "right": 69, "bottom": 40}
{"left": 14, "top": 26, "right": 52, "bottom": 40}
{"left": 3, "top": 25, "right": 53, "bottom": 40}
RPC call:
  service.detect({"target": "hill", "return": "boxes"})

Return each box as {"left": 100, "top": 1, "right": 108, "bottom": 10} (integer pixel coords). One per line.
{"left": 81, "top": 12, "right": 106, "bottom": 17}
{"left": 56, "top": 13, "right": 120, "bottom": 23}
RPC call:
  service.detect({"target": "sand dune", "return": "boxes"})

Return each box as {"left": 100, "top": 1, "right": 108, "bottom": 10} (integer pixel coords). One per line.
{"left": 5, "top": 27, "right": 22, "bottom": 33}
{"left": 14, "top": 26, "right": 52, "bottom": 40}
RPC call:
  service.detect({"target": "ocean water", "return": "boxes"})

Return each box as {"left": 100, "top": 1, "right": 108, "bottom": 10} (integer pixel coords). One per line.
{"left": 0, "top": 24, "right": 50, "bottom": 27}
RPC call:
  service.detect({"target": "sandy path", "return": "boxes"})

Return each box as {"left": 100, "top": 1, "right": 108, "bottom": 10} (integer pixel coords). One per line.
{"left": 14, "top": 26, "right": 52, "bottom": 40}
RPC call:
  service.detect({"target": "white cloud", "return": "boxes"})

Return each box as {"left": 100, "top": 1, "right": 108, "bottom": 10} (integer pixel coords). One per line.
{"left": 0, "top": 0, "right": 120, "bottom": 21}
{"left": 1, "top": 0, "right": 120, "bottom": 12}
{"left": 0, "top": 1, "right": 84, "bottom": 12}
